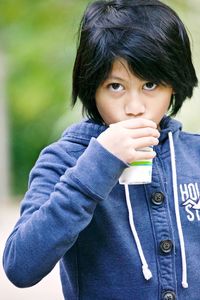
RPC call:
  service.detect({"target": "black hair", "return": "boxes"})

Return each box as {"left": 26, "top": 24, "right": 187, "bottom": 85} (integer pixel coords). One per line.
{"left": 72, "top": 0, "right": 198, "bottom": 123}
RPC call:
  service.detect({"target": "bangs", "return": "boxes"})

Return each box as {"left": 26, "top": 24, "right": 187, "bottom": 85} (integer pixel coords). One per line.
{"left": 92, "top": 29, "right": 175, "bottom": 88}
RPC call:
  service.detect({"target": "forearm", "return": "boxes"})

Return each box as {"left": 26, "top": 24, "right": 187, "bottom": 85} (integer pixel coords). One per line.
{"left": 3, "top": 138, "right": 126, "bottom": 287}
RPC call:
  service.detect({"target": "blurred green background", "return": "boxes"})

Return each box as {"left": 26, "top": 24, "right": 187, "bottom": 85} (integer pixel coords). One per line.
{"left": 0, "top": 0, "right": 200, "bottom": 197}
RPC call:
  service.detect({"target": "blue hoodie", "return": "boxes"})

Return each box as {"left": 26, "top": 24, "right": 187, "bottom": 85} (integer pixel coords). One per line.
{"left": 3, "top": 116, "right": 200, "bottom": 300}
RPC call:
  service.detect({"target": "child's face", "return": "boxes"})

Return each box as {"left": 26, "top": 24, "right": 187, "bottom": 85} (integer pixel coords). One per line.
{"left": 95, "top": 59, "right": 173, "bottom": 126}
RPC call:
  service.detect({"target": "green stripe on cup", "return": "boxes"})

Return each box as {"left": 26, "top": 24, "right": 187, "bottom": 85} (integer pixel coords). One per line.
{"left": 130, "top": 161, "right": 152, "bottom": 166}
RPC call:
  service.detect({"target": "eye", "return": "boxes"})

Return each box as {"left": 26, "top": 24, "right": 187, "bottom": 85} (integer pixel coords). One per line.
{"left": 143, "top": 82, "right": 157, "bottom": 91}
{"left": 108, "top": 83, "right": 124, "bottom": 92}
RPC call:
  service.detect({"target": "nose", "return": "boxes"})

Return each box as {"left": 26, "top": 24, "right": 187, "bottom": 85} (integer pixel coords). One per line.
{"left": 125, "top": 92, "right": 145, "bottom": 116}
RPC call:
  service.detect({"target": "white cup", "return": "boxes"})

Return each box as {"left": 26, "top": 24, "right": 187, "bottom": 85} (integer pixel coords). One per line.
{"left": 119, "top": 147, "right": 153, "bottom": 185}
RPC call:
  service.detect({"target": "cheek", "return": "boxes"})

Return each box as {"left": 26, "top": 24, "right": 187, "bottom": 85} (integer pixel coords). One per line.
{"left": 151, "top": 95, "right": 171, "bottom": 123}
{"left": 160, "top": 101, "right": 170, "bottom": 113}
{"left": 164, "top": 96, "right": 172, "bottom": 111}
{"left": 158, "top": 93, "right": 172, "bottom": 111}
{"left": 95, "top": 98, "right": 113, "bottom": 123}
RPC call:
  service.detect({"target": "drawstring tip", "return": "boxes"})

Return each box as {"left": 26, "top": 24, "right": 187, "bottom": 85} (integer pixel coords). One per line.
{"left": 182, "top": 281, "right": 188, "bottom": 288}
{"left": 142, "top": 265, "right": 152, "bottom": 280}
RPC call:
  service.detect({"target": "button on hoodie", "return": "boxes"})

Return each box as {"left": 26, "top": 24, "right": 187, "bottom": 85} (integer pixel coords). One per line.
{"left": 160, "top": 240, "right": 173, "bottom": 254}
{"left": 151, "top": 192, "right": 165, "bottom": 205}
{"left": 162, "top": 290, "right": 176, "bottom": 300}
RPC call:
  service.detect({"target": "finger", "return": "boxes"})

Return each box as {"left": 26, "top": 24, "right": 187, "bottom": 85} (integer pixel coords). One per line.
{"left": 110, "top": 118, "right": 157, "bottom": 129}
{"left": 128, "top": 150, "right": 156, "bottom": 163}
{"left": 127, "top": 127, "right": 160, "bottom": 139}
{"left": 132, "top": 136, "right": 159, "bottom": 149}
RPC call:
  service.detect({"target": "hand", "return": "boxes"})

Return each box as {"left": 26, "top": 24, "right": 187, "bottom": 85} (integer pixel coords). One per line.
{"left": 97, "top": 118, "right": 160, "bottom": 164}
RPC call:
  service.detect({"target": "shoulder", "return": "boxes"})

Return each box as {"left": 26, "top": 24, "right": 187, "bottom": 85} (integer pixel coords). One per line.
{"left": 178, "top": 131, "right": 200, "bottom": 156}
{"left": 179, "top": 130, "right": 200, "bottom": 141}
{"left": 27, "top": 121, "right": 89, "bottom": 188}
{"left": 38, "top": 121, "right": 89, "bottom": 165}
{"left": 36, "top": 118, "right": 106, "bottom": 166}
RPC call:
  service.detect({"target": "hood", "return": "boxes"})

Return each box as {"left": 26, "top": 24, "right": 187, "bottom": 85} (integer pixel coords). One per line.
{"left": 159, "top": 115, "right": 182, "bottom": 142}
{"left": 61, "top": 119, "right": 107, "bottom": 146}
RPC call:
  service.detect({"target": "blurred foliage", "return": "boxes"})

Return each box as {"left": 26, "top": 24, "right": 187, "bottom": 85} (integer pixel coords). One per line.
{"left": 0, "top": 0, "right": 87, "bottom": 194}
{"left": 0, "top": 0, "right": 200, "bottom": 195}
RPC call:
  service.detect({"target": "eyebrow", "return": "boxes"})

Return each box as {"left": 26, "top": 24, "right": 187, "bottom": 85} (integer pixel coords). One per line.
{"left": 105, "top": 75, "right": 126, "bottom": 82}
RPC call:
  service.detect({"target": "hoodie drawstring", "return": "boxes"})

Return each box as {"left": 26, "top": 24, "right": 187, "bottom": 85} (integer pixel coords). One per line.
{"left": 124, "top": 183, "right": 152, "bottom": 280}
{"left": 122, "top": 131, "right": 188, "bottom": 288}
{"left": 168, "top": 132, "right": 188, "bottom": 288}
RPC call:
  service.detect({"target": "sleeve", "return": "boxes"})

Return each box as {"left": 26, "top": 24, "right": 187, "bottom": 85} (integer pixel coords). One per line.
{"left": 3, "top": 137, "right": 126, "bottom": 288}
